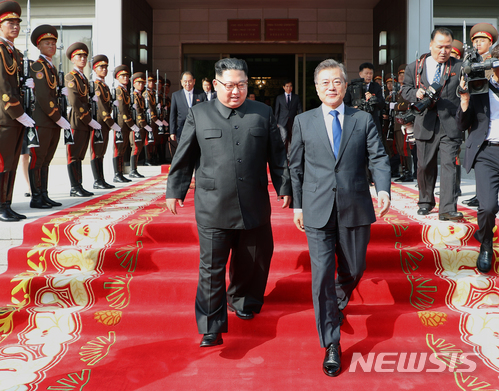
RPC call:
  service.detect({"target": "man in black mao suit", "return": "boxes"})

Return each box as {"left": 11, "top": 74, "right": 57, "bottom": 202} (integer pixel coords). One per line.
{"left": 402, "top": 27, "right": 463, "bottom": 221}
{"left": 289, "top": 59, "right": 391, "bottom": 377}
{"left": 274, "top": 80, "right": 303, "bottom": 147}
{"left": 166, "top": 58, "right": 291, "bottom": 348}
{"left": 169, "top": 71, "right": 206, "bottom": 142}
{"left": 456, "top": 45, "right": 499, "bottom": 274}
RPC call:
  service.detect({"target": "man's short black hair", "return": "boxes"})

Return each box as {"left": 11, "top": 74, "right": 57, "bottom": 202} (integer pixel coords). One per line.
{"left": 215, "top": 58, "right": 248, "bottom": 78}
{"left": 359, "top": 62, "right": 374, "bottom": 72}
{"left": 202, "top": 77, "right": 210, "bottom": 83}
{"left": 180, "top": 71, "right": 194, "bottom": 79}
{"left": 283, "top": 79, "right": 293, "bottom": 86}
{"left": 431, "top": 27, "right": 454, "bottom": 41}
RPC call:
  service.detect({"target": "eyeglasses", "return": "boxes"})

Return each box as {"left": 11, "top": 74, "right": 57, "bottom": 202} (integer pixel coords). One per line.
{"left": 215, "top": 79, "right": 248, "bottom": 91}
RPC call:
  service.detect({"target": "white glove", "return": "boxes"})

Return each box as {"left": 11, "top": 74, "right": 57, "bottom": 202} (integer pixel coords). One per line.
{"left": 56, "top": 117, "right": 71, "bottom": 129}
{"left": 155, "top": 119, "right": 163, "bottom": 127}
{"left": 16, "top": 113, "right": 35, "bottom": 127}
{"left": 92, "top": 94, "right": 99, "bottom": 102}
{"left": 88, "top": 119, "right": 102, "bottom": 130}
{"left": 133, "top": 103, "right": 137, "bottom": 110}
{"left": 113, "top": 100, "right": 119, "bottom": 107}
{"left": 61, "top": 87, "right": 69, "bottom": 96}
{"left": 156, "top": 103, "right": 161, "bottom": 112}
{"left": 111, "top": 123, "right": 121, "bottom": 132}
{"left": 162, "top": 120, "right": 168, "bottom": 127}
{"left": 26, "top": 78, "right": 35, "bottom": 89}
{"left": 145, "top": 125, "right": 152, "bottom": 132}
{"left": 389, "top": 102, "right": 396, "bottom": 110}
{"left": 131, "top": 125, "right": 140, "bottom": 132}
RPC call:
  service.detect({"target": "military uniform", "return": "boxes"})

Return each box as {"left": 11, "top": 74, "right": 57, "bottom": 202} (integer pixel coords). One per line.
{"left": 65, "top": 42, "right": 95, "bottom": 197}
{"left": 112, "top": 65, "right": 133, "bottom": 182}
{"left": 143, "top": 77, "right": 158, "bottom": 165}
{"left": 0, "top": 1, "right": 33, "bottom": 221}
{"left": 130, "top": 72, "right": 147, "bottom": 178}
{"left": 90, "top": 54, "right": 116, "bottom": 189}
{"left": 28, "top": 24, "right": 65, "bottom": 209}
{"left": 471, "top": 23, "right": 498, "bottom": 79}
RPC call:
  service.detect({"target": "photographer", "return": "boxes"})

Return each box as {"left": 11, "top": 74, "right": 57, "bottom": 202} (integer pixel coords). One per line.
{"left": 401, "top": 27, "right": 463, "bottom": 221}
{"left": 456, "top": 45, "right": 499, "bottom": 274}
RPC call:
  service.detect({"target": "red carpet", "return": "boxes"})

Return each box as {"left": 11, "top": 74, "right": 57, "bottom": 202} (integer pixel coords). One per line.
{"left": 1, "top": 175, "right": 498, "bottom": 390}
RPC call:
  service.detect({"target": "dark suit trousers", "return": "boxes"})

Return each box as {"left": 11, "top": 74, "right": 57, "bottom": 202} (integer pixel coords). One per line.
{"left": 195, "top": 222, "right": 273, "bottom": 334}
{"left": 474, "top": 144, "right": 499, "bottom": 246}
{"left": 416, "top": 124, "right": 460, "bottom": 213}
{"left": 305, "top": 206, "right": 370, "bottom": 348}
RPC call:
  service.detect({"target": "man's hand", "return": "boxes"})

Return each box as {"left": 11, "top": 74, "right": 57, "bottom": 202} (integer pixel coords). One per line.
{"left": 166, "top": 198, "right": 183, "bottom": 215}
{"left": 459, "top": 76, "right": 470, "bottom": 112}
{"left": 170, "top": 134, "right": 176, "bottom": 141}
{"left": 278, "top": 195, "right": 291, "bottom": 209}
{"left": 293, "top": 212, "right": 305, "bottom": 232}
{"left": 365, "top": 92, "right": 373, "bottom": 100}
{"left": 377, "top": 192, "right": 391, "bottom": 217}
{"left": 416, "top": 88, "right": 425, "bottom": 100}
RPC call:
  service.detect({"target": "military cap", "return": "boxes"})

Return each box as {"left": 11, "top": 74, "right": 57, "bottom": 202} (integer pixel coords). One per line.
{"left": 31, "top": 25, "right": 58, "bottom": 47}
{"left": 451, "top": 40, "right": 463, "bottom": 58}
{"left": 385, "top": 77, "right": 395, "bottom": 83}
{"left": 114, "top": 65, "right": 130, "bottom": 79}
{"left": 92, "top": 54, "right": 108, "bottom": 69}
{"left": 398, "top": 64, "right": 406, "bottom": 74}
{"left": 374, "top": 75, "right": 382, "bottom": 81}
{"left": 0, "top": 0, "right": 21, "bottom": 23}
{"left": 470, "top": 23, "right": 498, "bottom": 44}
{"left": 165, "top": 78, "right": 171, "bottom": 86}
{"left": 132, "top": 72, "right": 146, "bottom": 83}
{"left": 66, "top": 42, "right": 89, "bottom": 59}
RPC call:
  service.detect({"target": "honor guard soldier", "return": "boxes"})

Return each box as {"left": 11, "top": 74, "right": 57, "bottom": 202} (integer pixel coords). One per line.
{"left": 0, "top": 0, "right": 36, "bottom": 221}
{"left": 91, "top": 54, "right": 120, "bottom": 189}
{"left": 451, "top": 39, "right": 463, "bottom": 59}
{"left": 65, "top": 42, "right": 102, "bottom": 197}
{"left": 112, "top": 65, "right": 136, "bottom": 182}
{"left": 374, "top": 74, "right": 382, "bottom": 86}
{"left": 144, "top": 73, "right": 162, "bottom": 166}
{"left": 130, "top": 72, "right": 151, "bottom": 178}
{"left": 28, "top": 24, "right": 71, "bottom": 209}
{"left": 155, "top": 74, "right": 168, "bottom": 164}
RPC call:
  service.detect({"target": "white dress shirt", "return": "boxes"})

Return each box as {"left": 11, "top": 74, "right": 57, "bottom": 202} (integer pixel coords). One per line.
{"left": 425, "top": 55, "right": 442, "bottom": 84}
{"left": 184, "top": 89, "right": 193, "bottom": 107}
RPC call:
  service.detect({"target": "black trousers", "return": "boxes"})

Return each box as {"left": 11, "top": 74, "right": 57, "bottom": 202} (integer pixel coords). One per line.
{"left": 195, "top": 222, "right": 273, "bottom": 334}
{"left": 305, "top": 205, "right": 370, "bottom": 348}
{"left": 474, "top": 143, "right": 499, "bottom": 247}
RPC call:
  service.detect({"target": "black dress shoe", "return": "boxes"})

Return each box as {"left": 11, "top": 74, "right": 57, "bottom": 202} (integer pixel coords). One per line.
{"left": 477, "top": 245, "right": 494, "bottom": 274}
{"left": 467, "top": 197, "right": 479, "bottom": 207}
{"left": 439, "top": 211, "right": 463, "bottom": 221}
{"left": 70, "top": 186, "right": 93, "bottom": 197}
{"left": 323, "top": 343, "right": 342, "bottom": 377}
{"left": 129, "top": 170, "right": 144, "bottom": 178}
{"left": 463, "top": 195, "right": 477, "bottom": 205}
{"left": 417, "top": 207, "right": 431, "bottom": 215}
{"left": 6, "top": 206, "right": 26, "bottom": 219}
{"left": 200, "top": 333, "right": 223, "bottom": 347}
{"left": 228, "top": 303, "right": 254, "bottom": 320}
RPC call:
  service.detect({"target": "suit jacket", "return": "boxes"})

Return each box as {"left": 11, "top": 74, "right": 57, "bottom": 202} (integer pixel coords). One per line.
{"left": 456, "top": 90, "right": 491, "bottom": 173}
{"left": 165, "top": 98, "right": 291, "bottom": 230}
{"left": 401, "top": 55, "right": 462, "bottom": 140}
{"left": 274, "top": 93, "right": 303, "bottom": 128}
{"left": 344, "top": 81, "right": 384, "bottom": 131}
{"left": 169, "top": 88, "right": 206, "bottom": 138}
{"left": 65, "top": 70, "right": 92, "bottom": 132}
{"left": 204, "top": 90, "right": 217, "bottom": 101}
{"left": 30, "top": 56, "right": 61, "bottom": 128}
{"left": 289, "top": 105, "right": 391, "bottom": 229}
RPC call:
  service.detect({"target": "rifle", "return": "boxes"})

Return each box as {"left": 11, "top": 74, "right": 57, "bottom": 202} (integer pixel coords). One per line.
{"left": 144, "top": 70, "right": 154, "bottom": 144}
{"left": 111, "top": 55, "right": 123, "bottom": 143}
{"left": 88, "top": 53, "right": 103, "bottom": 143}
{"left": 381, "top": 70, "right": 385, "bottom": 100}
{"left": 57, "top": 24, "right": 74, "bottom": 145}
{"left": 129, "top": 62, "right": 141, "bottom": 142}
{"left": 156, "top": 69, "right": 164, "bottom": 135}
{"left": 386, "top": 60, "right": 397, "bottom": 141}
{"left": 22, "top": 0, "right": 39, "bottom": 148}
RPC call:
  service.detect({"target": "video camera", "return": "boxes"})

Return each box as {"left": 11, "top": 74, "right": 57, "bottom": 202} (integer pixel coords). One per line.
{"left": 348, "top": 78, "right": 379, "bottom": 114}
{"left": 461, "top": 46, "right": 499, "bottom": 95}
{"left": 395, "top": 82, "right": 443, "bottom": 125}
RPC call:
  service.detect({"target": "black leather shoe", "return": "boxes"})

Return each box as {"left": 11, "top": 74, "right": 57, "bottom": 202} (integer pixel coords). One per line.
{"left": 439, "top": 211, "right": 463, "bottom": 221}
{"left": 129, "top": 170, "right": 144, "bottom": 178}
{"left": 70, "top": 186, "right": 93, "bottom": 197}
{"left": 463, "top": 195, "right": 477, "bottom": 205}
{"left": 468, "top": 197, "right": 479, "bottom": 207}
{"left": 6, "top": 205, "right": 26, "bottom": 220}
{"left": 323, "top": 343, "right": 342, "bottom": 377}
{"left": 200, "top": 333, "right": 223, "bottom": 347}
{"left": 228, "top": 303, "right": 254, "bottom": 320}
{"left": 417, "top": 207, "right": 431, "bottom": 215}
{"left": 477, "top": 245, "right": 494, "bottom": 274}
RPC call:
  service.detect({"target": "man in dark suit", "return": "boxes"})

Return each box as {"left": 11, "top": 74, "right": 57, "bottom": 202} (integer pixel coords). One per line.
{"left": 456, "top": 45, "right": 499, "bottom": 274}
{"left": 169, "top": 71, "right": 205, "bottom": 142}
{"left": 166, "top": 58, "right": 291, "bottom": 348}
{"left": 202, "top": 77, "right": 217, "bottom": 101}
{"left": 289, "top": 59, "right": 391, "bottom": 377}
{"left": 402, "top": 27, "right": 463, "bottom": 221}
{"left": 274, "top": 79, "right": 303, "bottom": 147}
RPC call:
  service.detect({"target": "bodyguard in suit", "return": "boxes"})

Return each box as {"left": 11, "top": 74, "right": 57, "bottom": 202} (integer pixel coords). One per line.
{"left": 166, "top": 58, "right": 291, "bottom": 348}
{"left": 169, "top": 71, "right": 205, "bottom": 142}
{"left": 0, "top": 1, "right": 37, "bottom": 221}
{"left": 289, "top": 59, "right": 391, "bottom": 377}
{"left": 202, "top": 77, "right": 217, "bottom": 101}
{"left": 456, "top": 45, "right": 499, "bottom": 274}
{"left": 28, "top": 25, "right": 71, "bottom": 209}
{"left": 402, "top": 27, "right": 463, "bottom": 221}
{"left": 274, "top": 79, "right": 303, "bottom": 147}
